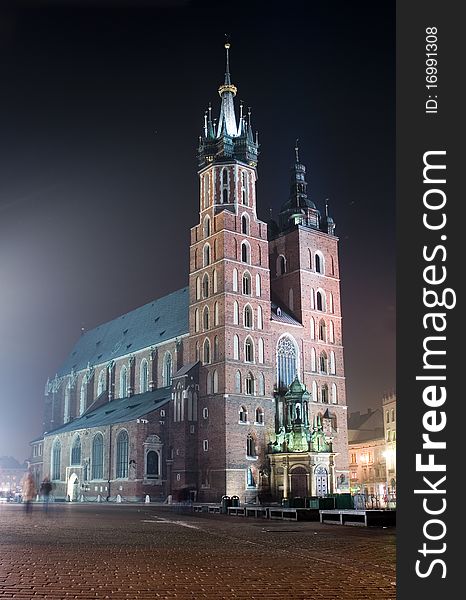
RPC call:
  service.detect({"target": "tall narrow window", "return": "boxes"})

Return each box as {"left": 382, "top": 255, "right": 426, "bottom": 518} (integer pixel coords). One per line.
{"left": 233, "top": 335, "right": 240, "bottom": 360}
{"left": 146, "top": 451, "right": 159, "bottom": 478}
{"left": 321, "top": 385, "right": 329, "bottom": 404}
{"left": 241, "top": 213, "right": 249, "bottom": 235}
{"left": 288, "top": 288, "right": 294, "bottom": 311}
{"left": 312, "top": 380, "right": 318, "bottom": 402}
{"left": 255, "top": 274, "right": 261, "bottom": 297}
{"left": 80, "top": 377, "right": 87, "bottom": 414}
{"left": 244, "top": 305, "right": 253, "bottom": 328}
{"left": 91, "top": 434, "right": 104, "bottom": 480}
{"left": 203, "top": 243, "right": 211, "bottom": 267}
{"left": 97, "top": 370, "right": 106, "bottom": 396}
{"left": 70, "top": 435, "right": 81, "bottom": 466}
{"left": 195, "top": 308, "right": 200, "bottom": 332}
{"left": 315, "top": 252, "right": 324, "bottom": 274}
{"left": 203, "top": 173, "right": 210, "bottom": 208}
{"left": 246, "top": 434, "right": 256, "bottom": 457}
{"left": 241, "top": 241, "right": 251, "bottom": 264}
{"left": 245, "top": 337, "right": 254, "bottom": 363}
{"left": 202, "top": 273, "right": 210, "bottom": 298}
{"left": 319, "top": 319, "right": 326, "bottom": 342}
{"left": 116, "top": 430, "right": 129, "bottom": 478}
{"left": 233, "top": 268, "right": 238, "bottom": 292}
{"left": 140, "top": 359, "right": 149, "bottom": 393}
{"left": 257, "top": 305, "right": 263, "bottom": 330}
{"left": 310, "top": 317, "right": 315, "bottom": 340}
{"left": 163, "top": 352, "right": 172, "bottom": 386}
{"left": 213, "top": 370, "right": 219, "bottom": 393}
{"left": 235, "top": 370, "right": 242, "bottom": 393}
{"left": 316, "top": 290, "right": 325, "bottom": 311}
{"left": 222, "top": 168, "right": 229, "bottom": 203}
{"left": 213, "top": 269, "right": 218, "bottom": 293}
{"left": 277, "top": 255, "right": 286, "bottom": 276}
{"left": 330, "top": 351, "right": 336, "bottom": 375}
{"left": 51, "top": 439, "right": 61, "bottom": 481}
{"left": 329, "top": 293, "right": 334, "bottom": 314}
{"left": 329, "top": 321, "right": 335, "bottom": 343}
{"left": 320, "top": 352, "right": 328, "bottom": 373}
{"left": 242, "top": 272, "right": 251, "bottom": 295}
{"left": 258, "top": 372, "right": 265, "bottom": 396}
{"left": 239, "top": 406, "right": 248, "bottom": 422}
{"left": 64, "top": 382, "right": 71, "bottom": 423}
{"left": 119, "top": 367, "right": 127, "bottom": 399}
{"left": 258, "top": 338, "right": 264, "bottom": 364}
{"left": 203, "top": 306, "right": 210, "bottom": 330}
{"left": 233, "top": 301, "right": 239, "bottom": 325}
{"left": 203, "top": 338, "right": 211, "bottom": 364}
{"left": 331, "top": 383, "right": 338, "bottom": 405}
{"left": 213, "top": 336, "right": 219, "bottom": 361}
{"left": 255, "top": 407, "right": 264, "bottom": 424}
{"left": 214, "top": 302, "right": 219, "bottom": 326}
{"left": 206, "top": 371, "right": 213, "bottom": 395}
{"left": 245, "top": 373, "right": 254, "bottom": 395}
{"left": 196, "top": 277, "right": 201, "bottom": 300}
{"left": 203, "top": 215, "right": 211, "bottom": 238}
{"left": 241, "top": 171, "right": 248, "bottom": 205}
{"left": 276, "top": 336, "right": 298, "bottom": 389}
{"left": 311, "top": 347, "right": 317, "bottom": 372}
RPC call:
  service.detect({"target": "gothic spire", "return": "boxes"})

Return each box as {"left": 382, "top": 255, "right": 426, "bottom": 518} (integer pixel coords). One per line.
{"left": 217, "top": 41, "right": 239, "bottom": 137}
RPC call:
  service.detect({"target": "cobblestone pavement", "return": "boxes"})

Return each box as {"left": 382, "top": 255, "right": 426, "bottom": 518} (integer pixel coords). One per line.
{"left": 0, "top": 504, "right": 396, "bottom": 599}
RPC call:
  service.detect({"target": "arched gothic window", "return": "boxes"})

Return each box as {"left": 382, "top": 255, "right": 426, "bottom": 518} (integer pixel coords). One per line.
{"left": 255, "top": 274, "right": 261, "bottom": 297}
{"left": 246, "top": 434, "right": 256, "bottom": 457}
{"left": 97, "top": 370, "right": 106, "bottom": 396}
{"left": 221, "top": 168, "right": 229, "bottom": 203}
{"left": 257, "top": 305, "right": 263, "bottom": 329}
{"left": 233, "top": 301, "right": 239, "bottom": 325}
{"left": 163, "top": 352, "right": 172, "bottom": 386}
{"left": 119, "top": 367, "right": 127, "bottom": 399}
{"left": 241, "top": 241, "right": 251, "bottom": 264}
{"left": 235, "top": 370, "right": 242, "bottom": 393}
{"left": 203, "top": 215, "right": 211, "bottom": 238}
{"left": 258, "top": 338, "right": 264, "bottom": 363}
{"left": 329, "top": 321, "right": 335, "bottom": 343}
{"left": 80, "top": 377, "right": 87, "bottom": 414}
{"left": 196, "top": 277, "right": 201, "bottom": 300}
{"left": 277, "top": 255, "right": 286, "bottom": 276}
{"left": 258, "top": 372, "right": 265, "bottom": 396}
{"left": 213, "top": 269, "right": 218, "bottom": 293}
{"left": 64, "top": 382, "right": 71, "bottom": 423}
{"left": 213, "top": 336, "right": 219, "bottom": 361}
{"left": 213, "top": 369, "right": 219, "bottom": 393}
{"left": 332, "top": 383, "right": 338, "bottom": 404}
{"left": 195, "top": 308, "right": 200, "bottom": 332}
{"left": 140, "top": 359, "right": 149, "bottom": 393}
{"left": 315, "top": 252, "right": 324, "bottom": 274}
{"left": 316, "top": 290, "right": 325, "bottom": 311}
{"left": 233, "top": 268, "right": 238, "bottom": 292}
{"left": 91, "top": 434, "right": 104, "bottom": 480}
{"left": 277, "top": 336, "right": 298, "bottom": 389}
{"left": 241, "top": 171, "right": 248, "bottom": 205}
{"left": 288, "top": 288, "right": 294, "bottom": 311}
{"left": 203, "top": 306, "right": 210, "bottom": 330}
{"left": 321, "top": 385, "right": 329, "bottom": 404}
{"left": 241, "top": 214, "right": 250, "bottom": 235}
{"left": 214, "top": 301, "right": 219, "bottom": 326}
{"left": 245, "top": 372, "right": 254, "bottom": 395}
{"left": 202, "top": 273, "right": 210, "bottom": 298}
{"left": 320, "top": 351, "right": 328, "bottom": 374}
{"left": 245, "top": 337, "right": 254, "bottom": 363}
{"left": 71, "top": 435, "right": 81, "bottom": 466}
{"left": 116, "top": 430, "right": 129, "bottom": 478}
{"left": 311, "top": 347, "right": 317, "bottom": 372}
{"left": 233, "top": 335, "right": 240, "bottom": 360}
{"left": 330, "top": 351, "right": 336, "bottom": 375}
{"left": 319, "top": 319, "right": 326, "bottom": 342}
{"left": 203, "top": 338, "right": 211, "bottom": 364}
{"left": 242, "top": 272, "right": 251, "bottom": 295}
{"left": 203, "top": 243, "right": 211, "bottom": 267}
{"left": 244, "top": 305, "right": 253, "bottom": 328}
{"left": 255, "top": 407, "right": 264, "bottom": 424}
{"left": 51, "top": 439, "right": 61, "bottom": 481}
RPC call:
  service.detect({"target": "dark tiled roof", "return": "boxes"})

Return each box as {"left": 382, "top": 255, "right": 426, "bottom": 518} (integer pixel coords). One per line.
{"left": 56, "top": 287, "right": 189, "bottom": 377}
{"left": 348, "top": 408, "right": 384, "bottom": 443}
{"left": 44, "top": 387, "right": 171, "bottom": 437}
{"left": 270, "top": 302, "right": 302, "bottom": 327}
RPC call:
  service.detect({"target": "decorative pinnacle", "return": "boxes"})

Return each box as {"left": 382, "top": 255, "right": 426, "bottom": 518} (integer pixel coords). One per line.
{"left": 295, "top": 139, "right": 300, "bottom": 163}
{"left": 219, "top": 36, "right": 237, "bottom": 96}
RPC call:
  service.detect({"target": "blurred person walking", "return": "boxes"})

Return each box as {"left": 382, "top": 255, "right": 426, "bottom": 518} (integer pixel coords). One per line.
{"left": 40, "top": 476, "right": 53, "bottom": 513}
{"left": 22, "top": 472, "right": 36, "bottom": 514}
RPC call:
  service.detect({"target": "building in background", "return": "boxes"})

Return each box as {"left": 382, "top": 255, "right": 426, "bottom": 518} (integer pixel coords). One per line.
{"left": 382, "top": 393, "right": 396, "bottom": 500}
{"left": 31, "top": 44, "right": 349, "bottom": 503}
{"left": 0, "top": 456, "right": 27, "bottom": 501}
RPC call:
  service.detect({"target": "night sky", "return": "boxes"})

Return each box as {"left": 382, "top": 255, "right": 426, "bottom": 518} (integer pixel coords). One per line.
{"left": 0, "top": 0, "right": 395, "bottom": 461}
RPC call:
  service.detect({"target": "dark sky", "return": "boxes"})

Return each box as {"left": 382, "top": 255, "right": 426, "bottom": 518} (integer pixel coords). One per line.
{"left": 0, "top": 0, "right": 395, "bottom": 461}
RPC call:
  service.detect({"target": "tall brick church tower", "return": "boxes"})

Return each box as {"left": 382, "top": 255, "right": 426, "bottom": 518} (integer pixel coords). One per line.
{"left": 187, "top": 44, "right": 349, "bottom": 502}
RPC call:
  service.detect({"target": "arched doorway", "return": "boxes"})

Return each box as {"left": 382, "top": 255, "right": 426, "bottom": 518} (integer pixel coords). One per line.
{"left": 67, "top": 473, "right": 79, "bottom": 502}
{"left": 290, "top": 466, "right": 308, "bottom": 498}
{"left": 314, "top": 465, "right": 328, "bottom": 497}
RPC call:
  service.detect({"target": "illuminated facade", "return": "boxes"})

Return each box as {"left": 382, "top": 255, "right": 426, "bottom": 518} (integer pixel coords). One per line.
{"left": 33, "top": 45, "right": 349, "bottom": 503}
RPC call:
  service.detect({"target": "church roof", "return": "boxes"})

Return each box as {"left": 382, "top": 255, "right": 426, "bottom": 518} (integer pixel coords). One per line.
{"left": 44, "top": 387, "right": 171, "bottom": 437}
{"left": 270, "top": 302, "right": 302, "bottom": 327}
{"left": 56, "top": 287, "right": 189, "bottom": 377}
